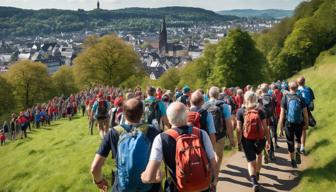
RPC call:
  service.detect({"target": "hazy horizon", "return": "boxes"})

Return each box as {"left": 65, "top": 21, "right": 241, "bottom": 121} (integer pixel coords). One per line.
{"left": 0, "top": 0, "right": 303, "bottom": 11}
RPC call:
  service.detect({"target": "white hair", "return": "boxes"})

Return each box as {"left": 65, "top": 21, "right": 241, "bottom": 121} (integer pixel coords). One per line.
{"left": 209, "top": 86, "right": 220, "bottom": 99}
{"left": 244, "top": 91, "right": 258, "bottom": 109}
{"left": 166, "top": 102, "right": 187, "bottom": 127}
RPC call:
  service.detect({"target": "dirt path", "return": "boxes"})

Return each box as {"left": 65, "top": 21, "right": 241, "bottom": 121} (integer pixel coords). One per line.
{"left": 217, "top": 138, "right": 308, "bottom": 192}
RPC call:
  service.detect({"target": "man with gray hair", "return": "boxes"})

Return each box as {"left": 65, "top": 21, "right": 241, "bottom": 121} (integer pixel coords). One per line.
{"left": 278, "top": 81, "right": 308, "bottom": 168}
{"left": 188, "top": 90, "right": 217, "bottom": 147}
{"left": 207, "top": 86, "right": 234, "bottom": 177}
{"left": 141, "top": 102, "right": 218, "bottom": 191}
{"left": 259, "top": 83, "right": 277, "bottom": 162}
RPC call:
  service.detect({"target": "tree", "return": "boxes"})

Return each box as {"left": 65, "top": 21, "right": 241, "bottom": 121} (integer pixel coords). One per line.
{"left": 6, "top": 60, "right": 54, "bottom": 109}
{"left": 52, "top": 65, "right": 78, "bottom": 97}
{"left": 0, "top": 75, "right": 15, "bottom": 115}
{"left": 73, "top": 34, "right": 143, "bottom": 88}
{"left": 157, "top": 67, "right": 181, "bottom": 91}
{"left": 209, "top": 29, "right": 265, "bottom": 87}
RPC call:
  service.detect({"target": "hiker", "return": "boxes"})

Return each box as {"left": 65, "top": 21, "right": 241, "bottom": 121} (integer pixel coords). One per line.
{"left": 259, "top": 83, "right": 277, "bottom": 162}
{"left": 17, "top": 112, "right": 29, "bottom": 139}
{"left": 297, "top": 76, "right": 315, "bottom": 155}
{"left": 144, "top": 86, "right": 170, "bottom": 131}
{"left": 176, "top": 85, "right": 191, "bottom": 106}
{"left": 91, "top": 93, "right": 110, "bottom": 138}
{"left": 91, "top": 98, "right": 161, "bottom": 192}
{"left": 109, "top": 97, "right": 124, "bottom": 129}
{"left": 236, "top": 91, "right": 271, "bottom": 192}
{"left": 207, "top": 86, "right": 234, "bottom": 177}
{"left": 188, "top": 90, "right": 217, "bottom": 147}
{"left": 0, "top": 130, "right": 6, "bottom": 146}
{"left": 10, "top": 113, "right": 17, "bottom": 140}
{"left": 278, "top": 81, "right": 309, "bottom": 168}
{"left": 35, "top": 110, "right": 41, "bottom": 128}
{"left": 80, "top": 98, "right": 86, "bottom": 117}
{"left": 141, "top": 102, "right": 218, "bottom": 191}
{"left": 156, "top": 87, "right": 163, "bottom": 100}
{"left": 2, "top": 121, "right": 9, "bottom": 141}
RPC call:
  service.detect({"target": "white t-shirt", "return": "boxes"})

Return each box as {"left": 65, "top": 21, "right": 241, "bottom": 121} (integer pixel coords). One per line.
{"left": 149, "top": 129, "right": 216, "bottom": 161}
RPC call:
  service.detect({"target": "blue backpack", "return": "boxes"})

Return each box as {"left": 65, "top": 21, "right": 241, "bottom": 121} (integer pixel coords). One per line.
{"left": 298, "top": 86, "right": 313, "bottom": 106}
{"left": 115, "top": 124, "right": 153, "bottom": 192}
{"left": 286, "top": 94, "right": 303, "bottom": 124}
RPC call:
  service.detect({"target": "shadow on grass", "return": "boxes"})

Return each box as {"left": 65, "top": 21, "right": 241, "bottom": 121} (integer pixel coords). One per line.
{"left": 300, "top": 157, "right": 336, "bottom": 183}
{"left": 307, "top": 139, "right": 330, "bottom": 155}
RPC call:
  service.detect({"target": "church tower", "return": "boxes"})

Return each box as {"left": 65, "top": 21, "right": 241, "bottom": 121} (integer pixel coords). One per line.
{"left": 97, "top": 0, "right": 100, "bottom": 9}
{"left": 159, "top": 17, "right": 167, "bottom": 55}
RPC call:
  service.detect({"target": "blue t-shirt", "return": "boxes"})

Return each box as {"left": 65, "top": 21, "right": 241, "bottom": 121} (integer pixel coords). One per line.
{"left": 96, "top": 123, "right": 161, "bottom": 192}
{"left": 145, "top": 96, "right": 167, "bottom": 116}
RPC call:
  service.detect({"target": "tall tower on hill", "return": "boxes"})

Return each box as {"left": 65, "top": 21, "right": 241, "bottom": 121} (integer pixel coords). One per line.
{"left": 159, "top": 17, "right": 167, "bottom": 55}
{"left": 97, "top": 0, "right": 100, "bottom": 9}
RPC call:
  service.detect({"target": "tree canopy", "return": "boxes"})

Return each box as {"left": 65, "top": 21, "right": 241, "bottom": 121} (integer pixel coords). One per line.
{"left": 73, "top": 34, "right": 144, "bottom": 88}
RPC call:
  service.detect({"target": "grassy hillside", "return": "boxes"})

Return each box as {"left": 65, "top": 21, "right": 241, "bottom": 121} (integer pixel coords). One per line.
{"left": 291, "top": 53, "right": 336, "bottom": 191}
{"left": 0, "top": 116, "right": 114, "bottom": 192}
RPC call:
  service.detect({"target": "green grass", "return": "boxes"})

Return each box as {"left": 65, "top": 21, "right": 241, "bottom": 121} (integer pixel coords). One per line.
{"left": 291, "top": 53, "right": 336, "bottom": 191}
{"left": 0, "top": 115, "right": 114, "bottom": 192}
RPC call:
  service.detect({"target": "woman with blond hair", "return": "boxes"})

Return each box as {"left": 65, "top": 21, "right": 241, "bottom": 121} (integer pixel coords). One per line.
{"left": 236, "top": 91, "right": 271, "bottom": 192}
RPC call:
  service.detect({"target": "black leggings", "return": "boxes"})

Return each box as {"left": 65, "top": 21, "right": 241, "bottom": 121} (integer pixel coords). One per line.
{"left": 285, "top": 123, "right": 303, "bottom": 153}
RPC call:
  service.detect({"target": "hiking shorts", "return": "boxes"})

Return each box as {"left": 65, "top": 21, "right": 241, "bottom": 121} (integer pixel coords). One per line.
{"left": 97, "top": 118, "right": 109, "bottom": 130}
{"left": 285, "top": 122, "right": 303, "bottom": 153}
{"left": 242, "top": 137, "right": 266, "bottom": 162}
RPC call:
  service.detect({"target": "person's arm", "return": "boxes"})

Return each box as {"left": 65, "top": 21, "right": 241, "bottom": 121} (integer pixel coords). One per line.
{"left": 141, "top": 160, "right": 162, "bottom": 183}
{"left": 262, "top": 119, "right": 271, "bottom": 150}
{"left": 206, "top": 112, "right": 217, "bottom": 147}
{"left": 278, "top": 108, "right": 285, "bottom": 137}
{"left": 223, "top": 105, "right": 234, "bottom": 146}
{"left": 236, "top": 120, "right": 243, "bottom": 145}
{"left": 201, "top": 130, "right": 218, "bottom": 186}
{"left": 90, "top": 154, "right": 108, "bottom": 192}
{"left": 141, "top": 135, "right": 163, "bottom": 183}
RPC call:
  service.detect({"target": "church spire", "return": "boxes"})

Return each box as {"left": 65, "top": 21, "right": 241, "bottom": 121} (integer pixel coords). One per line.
{"left": 97, "top": 0, "right": 100, "bottom": 9}
{"left": 159, "top": 16, "right": 168, "bottom": 55}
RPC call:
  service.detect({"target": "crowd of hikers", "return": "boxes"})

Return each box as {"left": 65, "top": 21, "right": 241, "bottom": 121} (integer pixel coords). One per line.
{"left": 0, "top": 91, "right": 92, "bottom": 145}
{"left": 0, "top": 76, "right": 316, "bottom": 192}
{"left": 88, "top": 76, "right": 316, "bottom": 192}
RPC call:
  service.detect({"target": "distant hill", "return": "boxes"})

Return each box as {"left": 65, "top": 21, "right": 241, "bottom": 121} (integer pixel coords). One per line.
{"left": 0, "top": 6, "right": 238, "bottom": 38}
{"left": 217, "top": 9, "right": 293, "bottom": 19}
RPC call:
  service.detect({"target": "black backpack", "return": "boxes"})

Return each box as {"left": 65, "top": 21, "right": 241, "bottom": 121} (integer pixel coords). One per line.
{"left": 261, "top": 95, "right": 275, "bottom": 119}
{"left": 144, "top": 100, "right": 161, "bottom": 125}
{"left": 177, "top": 95, "right": 189, "bottom": 106}
{"left": 204, "top": 101, "right": 226, "bottom": 140}
{"left": 221, "top": 94, "right": 237, "bottom": 113}
{"left": 96, "top": 100, "right": 108, "bottom": 119}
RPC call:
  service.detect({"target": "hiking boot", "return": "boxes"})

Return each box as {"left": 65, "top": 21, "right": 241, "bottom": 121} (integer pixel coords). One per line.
{"left": 252, "top": 183, "right": 260, "bottom": 192}
{"left": 256, "top": 172, "right": 260, "bottom": 181}
{"left": 238, "top": 143, "right": 242, "bottom": 152}
{"left": 264, "top": 155, "right": 269, "bottom": 164}
{"left": 291, "top": 159, "right": 298, "bottom": 168}
{"left": 296, "top": 152, "right": 301, "bottom": 164}
{"left": 300, "top": 149, "right": 306, "bottom": 155}
{"left": 269, "top": 151, "right": 276, "bottom": 162}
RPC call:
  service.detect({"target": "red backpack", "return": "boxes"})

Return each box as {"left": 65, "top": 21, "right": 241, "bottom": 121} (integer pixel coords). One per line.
{"left": 166, "top": 128, "right": 211, "bottom": 192}
{"left": 243, "top": 109, "right": 264, "bottom": 140}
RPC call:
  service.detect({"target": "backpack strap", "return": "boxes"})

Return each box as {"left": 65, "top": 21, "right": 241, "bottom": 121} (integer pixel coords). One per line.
{"left": 165, "top": 128, "right": 180, "bottom": 141}
{"left": 136, "top": 124, "right": 149, "bottom": 135}
{"left": 114, "top": 125, "right": 127, "bottom": 136}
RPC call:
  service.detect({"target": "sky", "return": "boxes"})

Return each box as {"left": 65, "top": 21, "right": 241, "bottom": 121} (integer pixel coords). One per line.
{"left": 0, "top": 0, "right": 303, "bottom": 11}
